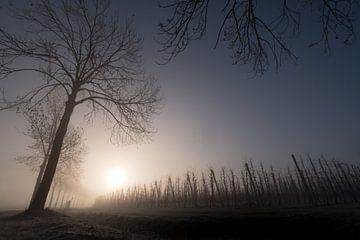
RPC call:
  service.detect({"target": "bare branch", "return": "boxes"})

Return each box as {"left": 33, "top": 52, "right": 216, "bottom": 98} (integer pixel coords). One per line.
{"left": 0, "top": 0, "right": 161, "bottom": 143}
{"left": 158, "top": 0, "right": 358, "bottom": 76}
{"left": 16, "top": 95, "right": 85, "bottom": 181}
{"left": 158, "top": 0, "right": 210, "bottom": 64}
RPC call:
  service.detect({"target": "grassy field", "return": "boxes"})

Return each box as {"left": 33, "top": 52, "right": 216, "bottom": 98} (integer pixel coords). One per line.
{"left": 1, "top": 205, "right": 360, "bottom": 239}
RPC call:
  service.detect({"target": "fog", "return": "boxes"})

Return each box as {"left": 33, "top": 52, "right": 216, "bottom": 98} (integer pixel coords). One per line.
{"left": 0, "top": 0, "right": 359, "bottom": 210}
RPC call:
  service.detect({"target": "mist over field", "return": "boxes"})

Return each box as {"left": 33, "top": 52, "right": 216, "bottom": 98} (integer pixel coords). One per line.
{"left": 0, "top": 0, "right": 359, "bottom": 239}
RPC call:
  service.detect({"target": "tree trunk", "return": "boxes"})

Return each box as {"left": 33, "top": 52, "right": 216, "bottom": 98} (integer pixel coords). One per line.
{"left": 28, "top": 93, "right": 77, "bottom": 211}
{"left": 48, "top": 182, "right": 57, "bottom": 208}
{"left": 29, "top": 159, "right": 47, "bottom": 205}
{"left": 54, "top": 188, "right": 62, "bottom": 208}
{"left": 60, "top": 191, "right": 67, "bottom": 209}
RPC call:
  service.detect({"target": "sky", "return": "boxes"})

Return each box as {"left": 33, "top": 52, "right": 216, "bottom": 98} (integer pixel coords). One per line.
{"left": 0, "top": 0, "right": 359, "bottom": 209}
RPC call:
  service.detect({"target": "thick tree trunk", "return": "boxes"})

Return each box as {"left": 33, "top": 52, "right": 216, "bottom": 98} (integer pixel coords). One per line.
{"left": 28, "top": 93, "right": 77, "bottom": 211}
{"left": 29, "top": 159, "right": 47, "bottom": 205}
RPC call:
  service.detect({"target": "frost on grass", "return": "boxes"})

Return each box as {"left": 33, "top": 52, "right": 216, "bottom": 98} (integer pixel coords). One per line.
{"left": 0, "top": 210, "right": 145, "bottom": 240}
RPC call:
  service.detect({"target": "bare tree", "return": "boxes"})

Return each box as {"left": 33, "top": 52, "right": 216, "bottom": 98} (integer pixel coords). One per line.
{"left": 16, "top": 96, "right": 85, "bottom": 205}
{"left": 0, "top": 0, "right": 161, "bottom": 211}
{"left": 158, "top": 0, "right": 358, "bottom": 75}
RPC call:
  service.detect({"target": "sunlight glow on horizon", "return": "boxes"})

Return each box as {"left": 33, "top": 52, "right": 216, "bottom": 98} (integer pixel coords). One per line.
{"left": 105, "top": 166, "right": 127, "bottom": 190}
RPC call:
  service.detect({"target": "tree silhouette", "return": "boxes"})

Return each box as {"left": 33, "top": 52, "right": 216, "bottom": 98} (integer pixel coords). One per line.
{"left": 16, "top": 95, "right": 85, "bottom": 206}
{"left": 0, "top": 0, "right": 161, "bottom": 211}
{"left": 158, "top": 0, "right": 358, "bottom": 75}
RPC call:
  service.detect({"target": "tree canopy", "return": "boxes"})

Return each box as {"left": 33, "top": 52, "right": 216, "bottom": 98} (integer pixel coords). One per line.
{"left": 0, "top": 0, "right": 161, "bottom": 211}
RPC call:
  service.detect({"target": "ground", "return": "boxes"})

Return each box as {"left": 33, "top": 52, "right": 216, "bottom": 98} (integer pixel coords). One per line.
{"left": 1, "top": 205, "right": 360, "bottom": 239}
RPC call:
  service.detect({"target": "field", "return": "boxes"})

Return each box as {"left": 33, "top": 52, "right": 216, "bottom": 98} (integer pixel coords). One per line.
{"left": 95, "top": 156, "right": 360, "bottom": 210}
{"left": 2, "top": 156, "right": 360, "bottom": 239}
{"left": 1, "top": 205, "right": 360, "bottom": 239}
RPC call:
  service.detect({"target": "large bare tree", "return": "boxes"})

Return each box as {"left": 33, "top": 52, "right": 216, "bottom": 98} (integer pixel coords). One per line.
{"left": 158, "top": 0, "right": 358, "bottom": 76}
{"left": 16, "top": 96, "right": 85, "bottom": 205}
{"left": 0, "top": 0, "right": 161, "bottom": 211}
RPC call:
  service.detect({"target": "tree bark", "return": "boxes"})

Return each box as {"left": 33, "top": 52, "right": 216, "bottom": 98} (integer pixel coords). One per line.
{"left": 28, "top": 92, "right": 77, "bottom": 211}
{"left": 29, "top": 159, "right": 47, "bottom": 205}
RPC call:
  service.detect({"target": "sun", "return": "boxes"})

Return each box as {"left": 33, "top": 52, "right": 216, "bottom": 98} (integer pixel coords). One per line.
{"left": 105, "top": 167, "right": 126, "bottom": 189}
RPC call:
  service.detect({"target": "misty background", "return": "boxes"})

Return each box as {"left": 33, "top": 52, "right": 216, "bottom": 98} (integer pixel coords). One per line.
{"left": 0, "top": 0, "right": 359, "bottom": 209}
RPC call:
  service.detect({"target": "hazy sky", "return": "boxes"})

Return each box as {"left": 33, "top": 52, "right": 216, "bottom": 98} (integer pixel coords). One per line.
{"left": 0, "top": 0, "right": 359, "bottom": 209}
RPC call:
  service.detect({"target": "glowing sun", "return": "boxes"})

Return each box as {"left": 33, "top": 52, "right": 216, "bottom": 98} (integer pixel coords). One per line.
{"left": 105, "top": 167, "right": 126, "bottom": 189}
